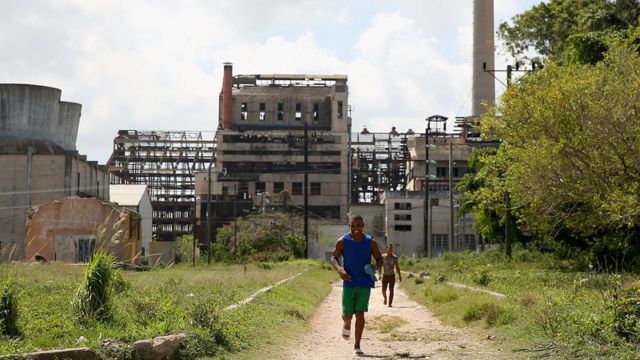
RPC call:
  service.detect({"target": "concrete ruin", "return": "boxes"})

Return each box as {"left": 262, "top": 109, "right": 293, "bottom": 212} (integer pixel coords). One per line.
{"left": 0, "top": 84, "right": 109, "bottom": 260}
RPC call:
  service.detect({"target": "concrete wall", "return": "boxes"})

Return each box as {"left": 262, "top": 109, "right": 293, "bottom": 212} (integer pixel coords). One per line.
{"left": 148, "top": 241, "right": 176, "bottom": 265}
{"left": 0, "top": 84, "right": 80, "bottom": 151}
{"left": 0, "top": 153, "right": 109, "bottom": 260}
{"left": 24, "top": 197, "right": 141, "bottom": 263}
{"left": 139, "top": 190, "right": 153, "bottom": 256}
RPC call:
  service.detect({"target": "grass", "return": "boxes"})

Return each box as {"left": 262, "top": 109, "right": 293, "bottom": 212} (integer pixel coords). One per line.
{"left": 0, "top": 259, "right": 335, "bottom": 359}
{"left": 399, "top": 247, "right": 640, "bottom": 359}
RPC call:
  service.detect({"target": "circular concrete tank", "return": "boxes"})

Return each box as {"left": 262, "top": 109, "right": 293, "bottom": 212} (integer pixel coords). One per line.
{"left": 0, "top": 84, "right": 80, "bottom": 152}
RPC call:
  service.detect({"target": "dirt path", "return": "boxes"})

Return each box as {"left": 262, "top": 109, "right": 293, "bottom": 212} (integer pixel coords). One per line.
{"left": 286, "top": 281, "right": 510, "bottom": 359}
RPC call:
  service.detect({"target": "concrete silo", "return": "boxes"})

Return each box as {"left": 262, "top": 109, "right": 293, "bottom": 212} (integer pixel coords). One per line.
{"left": 0, "top": 84, "right": 109, "bottom": 261}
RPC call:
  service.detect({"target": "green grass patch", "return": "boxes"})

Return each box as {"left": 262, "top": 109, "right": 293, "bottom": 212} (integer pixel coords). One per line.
{"left": 399, "top": 248, "right": 640, "bottom": 359}
{"left": 0, "top": 259, "right": 335, "bottom": 359}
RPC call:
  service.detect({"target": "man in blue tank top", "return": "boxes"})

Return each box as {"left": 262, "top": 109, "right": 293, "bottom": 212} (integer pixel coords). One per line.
{"left": 331, "top": 215, "right": 383, "bottom": 356}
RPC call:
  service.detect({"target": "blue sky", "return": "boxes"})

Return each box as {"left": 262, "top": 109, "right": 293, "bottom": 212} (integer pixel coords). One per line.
{"left": 0, "top": 0, "right": 543, "bottom": 162}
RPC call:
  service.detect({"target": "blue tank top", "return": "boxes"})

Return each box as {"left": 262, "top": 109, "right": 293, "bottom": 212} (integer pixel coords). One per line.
{"left": 342, "top": 233, "right": 374, "bottom": 288}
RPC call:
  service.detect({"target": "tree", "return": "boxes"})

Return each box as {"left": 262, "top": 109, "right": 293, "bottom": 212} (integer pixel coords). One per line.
{"left": 455, "top": 147, "right": 505, "bottom": 243}
{"left": 214, "top": 211, "right": 309, "bottom": 262}
{"left": 482, "top": 45, "right": 640, "bottom": 252}
{"left": 498, "top": 0, "right": 640, "bottom": 64}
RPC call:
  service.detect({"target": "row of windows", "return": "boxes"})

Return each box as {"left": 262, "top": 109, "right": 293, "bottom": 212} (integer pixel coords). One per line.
{"left": 253, "top": 181, "right": 321, "bottom": 196}
{"left": 239, "top": 101, "right": 343, "bottom": 121}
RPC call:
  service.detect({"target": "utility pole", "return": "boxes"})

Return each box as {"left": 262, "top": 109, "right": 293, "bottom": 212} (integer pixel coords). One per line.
{"left": 207, "top": 165, "right": 211, "bottom": 265}
{"left": 233, "top": 183, "right": 237, "bottom": 255}
{"left": 448, "top": 140, "right": 454, "bottom": 252}
{"left": 424, "top": 126, "right": 431, "bottom": 258}
{"left": 304, "top": 121, "right": 309, "bottom": 259}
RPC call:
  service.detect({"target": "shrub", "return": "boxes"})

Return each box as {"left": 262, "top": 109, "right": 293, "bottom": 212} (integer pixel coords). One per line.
{"left": 0, "top": 281, "right": 18, "bottom": 336}
{"left": 189, "top": 300, "right": 235, "bottom": 350}
{"left": 73, "top": 251, "right": 116, "bottom": 322}
{"left": 472, "top": 268, "right": 492, "bottom": 287}
{"left": 610, "top": 286, "right": 640, "bottom": 343}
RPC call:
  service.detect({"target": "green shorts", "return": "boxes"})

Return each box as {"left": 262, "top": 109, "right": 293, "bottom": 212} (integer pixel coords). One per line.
{"left": 342, "top": 287, "right": 371, "bottom": 316}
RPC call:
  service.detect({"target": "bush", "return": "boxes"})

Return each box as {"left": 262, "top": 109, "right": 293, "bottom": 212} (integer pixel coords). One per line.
{"left": 472, "top": 268, "right": 492, "bottom": 287}
{"left": 610, "top": 286, "right": 640, "bottom": 343}
{"left": 0, "top": 281, "right": 18, "bottom": 336}
{"left": 73, "top": 251, "right": 116, "bottom": 322}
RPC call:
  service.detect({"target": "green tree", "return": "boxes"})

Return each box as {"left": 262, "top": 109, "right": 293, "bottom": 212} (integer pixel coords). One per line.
{"left": 482, "top": 44, "right": 640, "bottom": 265}
{"left": 455, "top": 147, "right": 504, "bottom": 243}
{"left": 214, "top": 211, "right": 309, "bottom": 262}
{"left": 498, "top": 0, "right": 640, "bottom": 64}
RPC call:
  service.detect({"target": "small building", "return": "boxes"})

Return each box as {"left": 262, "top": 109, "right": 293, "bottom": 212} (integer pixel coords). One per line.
{"left": 109, "top": 184, "right": 153, "bottom": 256}
{"left": 25, "top": 197, "right": 141, "bottom": 264}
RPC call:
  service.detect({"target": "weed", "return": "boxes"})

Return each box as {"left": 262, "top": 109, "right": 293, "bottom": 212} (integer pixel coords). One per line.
{"left": 414, "top": 277, "right": 424, "bottom": 285}
{"left": 610, "top": 286, "right": 640, "bottom": 343}
{"left": 0, "top": 281, "right": 18, "bottom": 336}
{"left": 72, "top": 251, "right": 116, "bottom": 323}
{"left": 431, "top": 288, "right": 459, "bottom": 303}
{"left": 472, "top": 268, "right": 492, "bottom": 287}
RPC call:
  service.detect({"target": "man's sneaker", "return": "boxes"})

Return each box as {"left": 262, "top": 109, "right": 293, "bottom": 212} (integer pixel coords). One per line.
{"left": 354, "top": 348, "right": 364, "bottom": 356}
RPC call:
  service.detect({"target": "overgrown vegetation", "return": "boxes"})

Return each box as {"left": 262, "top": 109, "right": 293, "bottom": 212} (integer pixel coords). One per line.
{"left": 401, "top": 247, "right": 640, "bottom": 358}
{"left": 0, "top": 281, "right": 18, "bottom": 337}
{"left": 0, "top": 260, "right": 333, "bottom": 359}
{"left": 72, "top": 251, "right": 118, "bottom": 323}
{"left": 213, "top": 211, "right": 310, "bottom": 263}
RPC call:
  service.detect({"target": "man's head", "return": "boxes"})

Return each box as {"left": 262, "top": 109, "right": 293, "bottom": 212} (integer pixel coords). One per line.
{"left": 386, "top": 244, "right": 393, "bottom": 256}
{"left": 349, "top": 215, "right": 364, "bottom": 239}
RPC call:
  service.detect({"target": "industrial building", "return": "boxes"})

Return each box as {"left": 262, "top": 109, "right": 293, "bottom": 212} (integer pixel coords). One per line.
{"left": 107, "top": 130, "right": 214, "bottom": 242}
{"left": 0, "top": 84, "right": 110, "bottom": 260}
{"left": 194, "top": 63, "right": 351, "bottom": 246}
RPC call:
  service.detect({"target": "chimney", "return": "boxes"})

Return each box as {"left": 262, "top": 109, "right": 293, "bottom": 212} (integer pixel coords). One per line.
{"left": 222, "top": 62, "right": 233, "bottom": 129}
{"left": 471, "top": 0, "right": 495, "bottom": 116}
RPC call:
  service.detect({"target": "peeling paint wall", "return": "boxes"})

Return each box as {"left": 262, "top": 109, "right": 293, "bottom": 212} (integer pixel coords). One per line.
{"left": 24, "top": 197, "right": 141, "bottom": 263}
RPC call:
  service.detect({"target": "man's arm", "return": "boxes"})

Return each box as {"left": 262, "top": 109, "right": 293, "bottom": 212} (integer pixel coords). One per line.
{"left": 371, "top": 239, "right": 383, "bottom": 270}
{"left": 395, "top": 258, "right": 402, "bottom": 282}
{"left": 331, "top": 238, "right": 351, "bottom": 281}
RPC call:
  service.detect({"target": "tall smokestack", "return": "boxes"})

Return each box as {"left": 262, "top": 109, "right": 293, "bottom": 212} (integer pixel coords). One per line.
{"left": 222, "top": 62, "right": 233, "bottom": 129}
{"left": 472, "top": 0, "right": 495, "bottom": 116}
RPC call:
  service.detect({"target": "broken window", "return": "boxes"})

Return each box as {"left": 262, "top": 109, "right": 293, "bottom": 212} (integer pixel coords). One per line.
{"left": 274, "top": 182, "right": 284, "bottom": 193}
{"left": 255, "top": 182, "right": 265, "bottom": 194}
{"left": 394, "top": 202, "right": 412, "bottom": 210}
{"left": 277, "top": 103, "right": 284, "bottom": 120}
{"left": 295, "top": 103, "right": 302, "bottom": 121}
{"left": 292, "top": 182, "right": 302, "bottom": 195}
{"left": 394, "top": 225, "right": 412, "bottom": 232}
{"left": 241, "top": 103, "right": 248, "bottom": 120}
{"left": 311, "top": 182, "right": 321, "bottom": 195}
{"left": 259, "top": 103, "right": 266, "bottom": 121}
{"left": 394, "top": 214, "right": 412, "bottom": 221}
{"left": 313, "top": 103, "right": 319, "bottom": 121}
{"left": 338, "top": 101, "right": 343, "bottom": 119}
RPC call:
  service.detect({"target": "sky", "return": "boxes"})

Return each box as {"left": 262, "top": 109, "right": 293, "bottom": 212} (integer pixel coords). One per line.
{"left": 1, "top": 0, "right": 543, "bottom": 163}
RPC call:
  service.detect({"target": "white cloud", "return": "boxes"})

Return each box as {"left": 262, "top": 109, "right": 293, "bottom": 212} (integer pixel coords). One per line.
{"left": 0, "top": 0, "right": 542, "bottom": 162}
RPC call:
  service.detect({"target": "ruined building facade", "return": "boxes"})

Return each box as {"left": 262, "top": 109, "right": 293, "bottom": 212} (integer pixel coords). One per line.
{"left": 0, "top": 84, "right": 109, "bottom": 260}
{"left": 195, "top": 63, "right": 351, "bottom": 244}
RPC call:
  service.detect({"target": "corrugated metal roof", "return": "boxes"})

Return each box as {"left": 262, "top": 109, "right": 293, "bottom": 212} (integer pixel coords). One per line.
{"left": 109, "top": 184, "right": 148, "bottom": 206}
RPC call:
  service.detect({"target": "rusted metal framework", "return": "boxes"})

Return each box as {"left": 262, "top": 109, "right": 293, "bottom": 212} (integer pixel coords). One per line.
{"left": 351, "top": 131, "right": 412, "bottom": 204}
{"left": 107, "top": 130, "right": 215, "bottom": 241}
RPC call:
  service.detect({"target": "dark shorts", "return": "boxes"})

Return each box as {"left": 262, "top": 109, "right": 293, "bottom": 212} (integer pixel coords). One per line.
{"left": 342, "top": 287, "right": 371, "bottom": 316}
{"left": 382, "top": 274, "right": 396, "bottom": 288}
